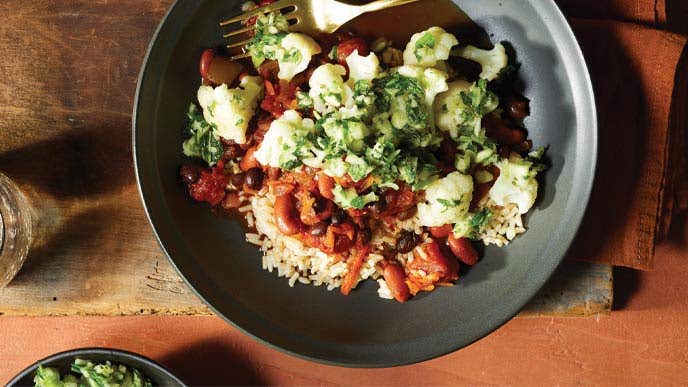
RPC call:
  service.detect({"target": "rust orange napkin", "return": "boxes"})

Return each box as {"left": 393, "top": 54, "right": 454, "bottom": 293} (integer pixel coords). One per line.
{"left": 558, "top": 0, "right": 667, "bottom": 25}
{"left": 556, "top": 1, "right": 687, "bottom": 270}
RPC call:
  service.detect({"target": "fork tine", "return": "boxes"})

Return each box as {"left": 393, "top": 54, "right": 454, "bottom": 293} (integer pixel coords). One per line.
{"left": 230, "top": 53, "right": 251, "bottom": 61}
{"left": 219, "top": 1, "right": 292, "bottom": 26}
{"left": 226, "top": 38, "right": 252, "bottom": 49}
{"left": 222, "top": 25, "right": 253, "bottom": 39}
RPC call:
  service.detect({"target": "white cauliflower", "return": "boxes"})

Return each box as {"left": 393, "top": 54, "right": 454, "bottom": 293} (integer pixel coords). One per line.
{"left": 277, "top": 33, "right": 322, "bottom": 81}
{"left": 403, "top": 26, "right": 458, "bottom": 68}
{"left": 433, "top": 80, "right": 472, "bottom": 138}
{"left": 395, "top": 65, "right": 449, "bottom": 107}
{"left": 254, "top": 110, "right": 316, "bottom": 167}
{"left": 308, "top": 63, "right": 352, "bottom": 114}
{"left": 418, "top": 171, "right": 473, "bottom": 227}
{"left": 454, "top": 43, "right": 508, "bottom": 81}
{"left": 346, "top": 50, "right": 381, "bottom": 82}
{"left": 196, "top": 76, "right": 263, "bottom": 144}
{"left": 489, "top": 154, "right": 539, "bottom": 214}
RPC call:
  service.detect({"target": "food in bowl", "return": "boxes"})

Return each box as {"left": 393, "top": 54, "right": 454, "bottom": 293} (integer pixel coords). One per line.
{"left": 33, "top": 358, "right": 152, "bottom": 387}
{"left": 178, "top": 1, "right": 547, "bottom": 303}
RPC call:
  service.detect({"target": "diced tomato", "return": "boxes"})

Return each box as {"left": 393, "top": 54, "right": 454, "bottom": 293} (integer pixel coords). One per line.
{"left": 260, "top": 80, "right": 298, "bottom": 118}
{"left": 189, "top": 160, "right": 228, "bottom": 206}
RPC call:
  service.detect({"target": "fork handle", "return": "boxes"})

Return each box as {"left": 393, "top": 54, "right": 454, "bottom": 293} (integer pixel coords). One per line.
{"left": 359, "top": 0, "right": 420, "bottom": 13}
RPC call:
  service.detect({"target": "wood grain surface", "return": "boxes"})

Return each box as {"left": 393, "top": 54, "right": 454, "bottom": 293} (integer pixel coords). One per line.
{"left": 1, "top": 236, "right": 687, "bottom": 385}
{"left": 0, "top": 0, "right": 611, "bottom": 317}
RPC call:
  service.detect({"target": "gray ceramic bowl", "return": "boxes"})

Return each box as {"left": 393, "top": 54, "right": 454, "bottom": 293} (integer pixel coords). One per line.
{"left": 133, "top": 0, "right": 596, "bottom": 366}
{"left": 7, "top": 348, "right": 185, "bottom": 386}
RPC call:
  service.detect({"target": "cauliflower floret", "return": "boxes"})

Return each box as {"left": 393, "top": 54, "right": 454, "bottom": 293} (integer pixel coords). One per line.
{"left": 308, "top": 63, "right": 352, "bottom": 114}
{"left": 454, "top": 43, "right": 508, "bottom": 81}
{"left": 346, "top": 50, "right": 381, "bottom": 82}
{"left": 396, "top": 65, "right": 449, "bottom": 107}
{"left": 433, "top": 80, "right": 471, "bottom": 138}
{"left": 196, "top": 76, "right": 263, "bottom": 144}
{"left": 277, "top": 33, "right": 322, "bottom": 81}
{"left": 418, "top": 172, "right": 473, "bottom": 227}
{"left": 254, "top": 110, "right": 315, "bottom": 167}
{"left": 434, "top": 79, "right": 499, "bottom": 139}
{"left": 403, "top": 26, "right": 458, "bottom": 68}
{"left": 489, "top": 154, "right": 539, "bottom": 214}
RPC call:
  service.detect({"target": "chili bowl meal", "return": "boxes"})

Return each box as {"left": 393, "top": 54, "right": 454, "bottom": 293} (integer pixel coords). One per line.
{"left": 134, "top": 0, "right": 596, "bottom": 366}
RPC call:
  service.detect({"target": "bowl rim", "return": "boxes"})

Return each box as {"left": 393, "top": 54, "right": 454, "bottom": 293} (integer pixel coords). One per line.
{"left": 132, "top": 0, "right": 597, "bottom": 368}
{"left": 6, "top": 347, "right": 186, "bottom": 386}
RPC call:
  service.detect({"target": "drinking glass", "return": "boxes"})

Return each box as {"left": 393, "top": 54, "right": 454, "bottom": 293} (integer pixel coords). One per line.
{"left": 0, "top": 172, "right": 33, "bottom": 288}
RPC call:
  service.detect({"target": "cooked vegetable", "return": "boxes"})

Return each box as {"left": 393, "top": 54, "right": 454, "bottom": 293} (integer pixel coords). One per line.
{"left": 33, "top": 359, "right": 152, "bottom": 387}
{"left": 196, "top": 76, "right": 263, "bottom": 144}
{"left": 488, "top": 153, "right": 540, "bottom": 214}
{"left": 453, "top": 43, "right": 508, "bottom": 81}
{"left": 417, "top": 171, "right": 473, "bottom": 227}
{"left": 246, "top": 12, "right": 321, "bottom": 81}
{"left": 403, "top": 26, "right": 458, "bottom": 68}
{"left": 182, "top": 104, "right": 223, "bottom": 166}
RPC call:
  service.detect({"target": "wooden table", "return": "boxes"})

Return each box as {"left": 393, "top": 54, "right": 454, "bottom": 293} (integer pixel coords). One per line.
{"left": 0, "top": 0, "right": 611, "bottom": 317}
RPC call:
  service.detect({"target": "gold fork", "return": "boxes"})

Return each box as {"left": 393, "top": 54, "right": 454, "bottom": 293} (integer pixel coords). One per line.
{"left": 221, "top": 0, "right": 421, "bottom": 59}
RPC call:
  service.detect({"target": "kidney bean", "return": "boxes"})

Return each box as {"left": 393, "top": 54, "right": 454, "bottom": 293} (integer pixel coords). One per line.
{"left": 337, "top": 37, "right": 369, "bottom": 65}
{"left": 245, "top": 167, "right": 264, "bottom": 190}
{"left": 505, "top": 95, "right": 530, "bottom": 120}
{"left": 274, "top": 194, "right": 302, "bottom": 235}
{"left": 447, "top": 234, "right": 478, "bottom": 265}
{"left": 199, "top": 49, "right": 214, "bottom": 79}
{"left": 206, "top": 55, "right": 243, "bottom": 86}
{"left": 396, "top": 230, "right": 421, "bottom": 254}
{"left": 382, "top": 263, "right": 410, "bottom": 303}
{"left": 179, "top": 164, "right": 202, "bottom": 185}
{"left": 428, "top": 224, "right": 453, "bottom": 239}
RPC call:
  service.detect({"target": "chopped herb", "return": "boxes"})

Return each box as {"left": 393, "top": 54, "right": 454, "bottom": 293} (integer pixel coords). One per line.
{"left": 414, "top": 31, "right": 437, "bottom": 61}
{"left": 437, "top": 198, "right": 461, "bottom": 213}
{"left": 182, "top": 103, "right": 223, "bottom": 166}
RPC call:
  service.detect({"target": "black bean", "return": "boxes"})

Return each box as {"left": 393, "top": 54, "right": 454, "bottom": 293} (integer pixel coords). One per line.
{"left": 245, "top": 167, "right": 264, "bottom": 190}
{"left": 310, "top": 222, "right": 329, "bottom": 236}
{"left": 396, "top": 230, "right": 420, "bottom": 253}
{"left": 330, "top": 208, "right": 347, "bottom": 225}
{"left": 179, "top": 164, "right": 201, "bottom": 184}
{"left": 357, "top": 227, "right": 372, "bottom": 245}
{"left": 312, "top": 196, "right": 327, "bottom": 213}
{"left": 231, "top": 172, "right": 245, "bottom": 188}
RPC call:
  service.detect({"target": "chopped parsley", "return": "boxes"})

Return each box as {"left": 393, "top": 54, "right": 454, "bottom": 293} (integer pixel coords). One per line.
{"left": 182, "top": 104, "right": 223, "bottom": 166}
{"left": 414, "top": 32, "right": 437, "bottom": 61}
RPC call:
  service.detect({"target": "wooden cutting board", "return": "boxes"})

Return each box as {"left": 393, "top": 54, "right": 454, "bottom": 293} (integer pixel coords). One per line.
{"left": 0, "top": 0, "right": 611, "bottom": 317}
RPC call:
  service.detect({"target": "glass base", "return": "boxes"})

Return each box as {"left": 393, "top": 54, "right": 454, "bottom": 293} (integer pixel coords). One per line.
{"left": 0, "top": 172, "right": 33, "bottom": 288}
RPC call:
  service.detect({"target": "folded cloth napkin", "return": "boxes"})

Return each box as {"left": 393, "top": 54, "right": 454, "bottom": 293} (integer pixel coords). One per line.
{"left": 558, "top": 0, "right": 666, "bottom": 25}
{"left": 557, "top": 3, "right": 687, "bottom": 269}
